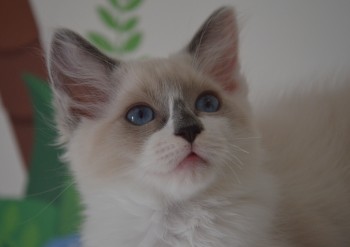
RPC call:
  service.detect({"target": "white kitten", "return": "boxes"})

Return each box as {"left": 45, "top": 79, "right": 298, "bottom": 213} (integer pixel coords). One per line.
{"left": 48, "top": 7, "right": 350, "bottom": 247}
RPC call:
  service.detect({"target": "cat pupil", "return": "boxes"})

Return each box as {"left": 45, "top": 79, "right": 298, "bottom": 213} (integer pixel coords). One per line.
{"left": 196, "top": 94, "right": 220, "bottom": 112}
{"left": 205, "top": 100, "right": 212, "bottom": 109}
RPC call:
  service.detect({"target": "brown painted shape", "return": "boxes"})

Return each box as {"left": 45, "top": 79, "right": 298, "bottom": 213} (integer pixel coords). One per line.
{"left": 0, "top": 0, "right": 47, "bottom": 168}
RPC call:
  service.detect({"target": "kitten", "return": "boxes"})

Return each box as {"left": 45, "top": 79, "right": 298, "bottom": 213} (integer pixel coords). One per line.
{"left": 48, "top": 7, "right": 350, "bottom": 247}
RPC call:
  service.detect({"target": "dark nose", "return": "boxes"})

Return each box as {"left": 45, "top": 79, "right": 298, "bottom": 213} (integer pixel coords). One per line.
{"left": 175, "top": 124, "right": 203, "bottom": 143}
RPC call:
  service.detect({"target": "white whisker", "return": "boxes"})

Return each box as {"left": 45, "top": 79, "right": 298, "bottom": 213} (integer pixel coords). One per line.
{"left": 20, "top": 182, "right": 74, "bottom": 226}
{"left": 235, "top": 136, "right": 261, "bottom": 140}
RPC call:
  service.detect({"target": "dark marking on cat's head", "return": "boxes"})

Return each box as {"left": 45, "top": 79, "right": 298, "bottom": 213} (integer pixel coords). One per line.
{"left": 187, "top": 7, "right": 229, "bottom": 55}
{"left": 173, "top": 99, "right": 203, "bottom": 143}
{"left": 52, "top": 29, "right": 118, "bottom": 71}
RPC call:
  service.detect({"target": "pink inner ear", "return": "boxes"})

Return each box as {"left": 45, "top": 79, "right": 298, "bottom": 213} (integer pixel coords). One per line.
{"left": 191, "top": 8, "right": 239, "bottom": 93}
{"left": 61, "top": 76, "right": 108, "bottom": 119}
{"left": 208, "top": 44, "right": 238, "bottom": 93}
{"left": 209, "top": 68, "right": 238, "bottom": 92}
{"left": 223, "top": 81, "right": 238, "bottom": 92}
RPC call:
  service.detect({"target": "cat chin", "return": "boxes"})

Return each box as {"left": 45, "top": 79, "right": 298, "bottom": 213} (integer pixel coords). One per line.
{"left": 138, "top": 160, "right": 218, "bottom": 201}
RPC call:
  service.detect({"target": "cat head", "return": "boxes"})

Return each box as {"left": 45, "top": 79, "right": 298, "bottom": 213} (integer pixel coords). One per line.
{"left": 49, "top": 7, "right": 258, "bottom": 202}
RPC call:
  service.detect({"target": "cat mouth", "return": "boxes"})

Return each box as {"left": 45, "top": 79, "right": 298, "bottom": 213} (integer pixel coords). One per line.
{"left": 175, "top": 152, "right": 207, "bottom": 171}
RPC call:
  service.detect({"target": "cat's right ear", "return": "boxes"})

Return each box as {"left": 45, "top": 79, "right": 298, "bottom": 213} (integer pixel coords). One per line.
{"left": 186, "top": 7, "right": 242, "bottom": 93}
{"left": 48, "top": 29, "right": 118, "bottom": 132}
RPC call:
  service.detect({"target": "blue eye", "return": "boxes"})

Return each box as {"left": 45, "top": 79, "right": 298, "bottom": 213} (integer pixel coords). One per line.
{"left": 195, "top": 93, "right": 220, "bottom": 112}
{"left": 126, "top": 105, "right": 155, "bottom": 126}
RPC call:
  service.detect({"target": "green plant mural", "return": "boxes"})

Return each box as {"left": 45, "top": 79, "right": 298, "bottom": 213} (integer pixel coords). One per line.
{"left": 0, "top": 75, "right": 82, "bottom": 247}
{"left": 87, "top": 0, "right": 144, "bottom": 55}
{"left": 0, "top": 200, "right": 57, "bottom": 247}
{"left": 24, "top": 74, "right": 82, "bottom": 237}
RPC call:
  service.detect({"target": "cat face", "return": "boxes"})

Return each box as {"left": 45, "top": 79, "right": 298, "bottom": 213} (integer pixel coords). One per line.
{"left": 49, "top": 7, "right": 258, "bottom": 201}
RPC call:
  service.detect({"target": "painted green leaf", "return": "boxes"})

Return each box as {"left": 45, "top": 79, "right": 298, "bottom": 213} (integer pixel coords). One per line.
{"left": 87, "top": 32, "right": 115, "bottom": 52}
{"left": 19, "top": 223, "right": 39, "bottom": 247}
{"left": 121, "top": 32, "right": 142, "bottom": 52}
{"left": 0, "top": 204, "right": 19, "bottom": 240}
{"left": 97, "top": 6, "right": 117, "bottom": 29}
{"left": 112, "top": 0, "right": 142, "bottom": 12}
{"left": 0, "top": 199, "right": 58, "bottom": 247}
{"left": 109, "top": 0, "right": 118, "bottom": 8}
{"left": 123, "top": 0, "right": 142, "bottom": 11}
{"left": 1, "top": 239, "right": 17, "bottom": 247}
{"left": 57, "top": 183, "right": 82, "bottom": 236}
{"left": 116, "top": 17, "right": 139, "bottom": 32}
{"left": 24, "top": 74, "right": 66, "bottom": 203}
{"left": 22, "top": 74, "right": 81, "bottom": 239}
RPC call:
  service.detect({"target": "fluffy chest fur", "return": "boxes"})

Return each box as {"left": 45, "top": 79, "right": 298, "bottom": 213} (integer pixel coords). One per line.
{"left": 80, "top": 170, "right": 278, "bottom": 247}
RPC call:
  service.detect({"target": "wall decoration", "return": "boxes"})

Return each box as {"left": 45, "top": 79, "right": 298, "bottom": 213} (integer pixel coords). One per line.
{"left": 0, "top": 75, "right": 81, "bottom": 247}
{"left": 87, "top": 0, "right": 144, "bottom": 56}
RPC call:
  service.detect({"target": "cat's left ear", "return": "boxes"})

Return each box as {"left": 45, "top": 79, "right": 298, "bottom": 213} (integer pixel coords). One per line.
{"left": 48, "top": 29, "right": 119, "bottom": 134}
{"left": 187, "top": 7, "right": 241, "bottom": 92}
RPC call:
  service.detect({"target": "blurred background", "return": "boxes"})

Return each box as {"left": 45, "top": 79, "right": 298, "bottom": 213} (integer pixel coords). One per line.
{"left": 1, "top": 0, "right": 350, "bottom": 246}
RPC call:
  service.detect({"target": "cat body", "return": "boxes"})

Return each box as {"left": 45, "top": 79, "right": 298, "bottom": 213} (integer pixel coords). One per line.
{"left": 48, "top": 7, "right": 350, "bottom": 247}
{"left": 255, "top": 80, "right": 350, "bottom": 246}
